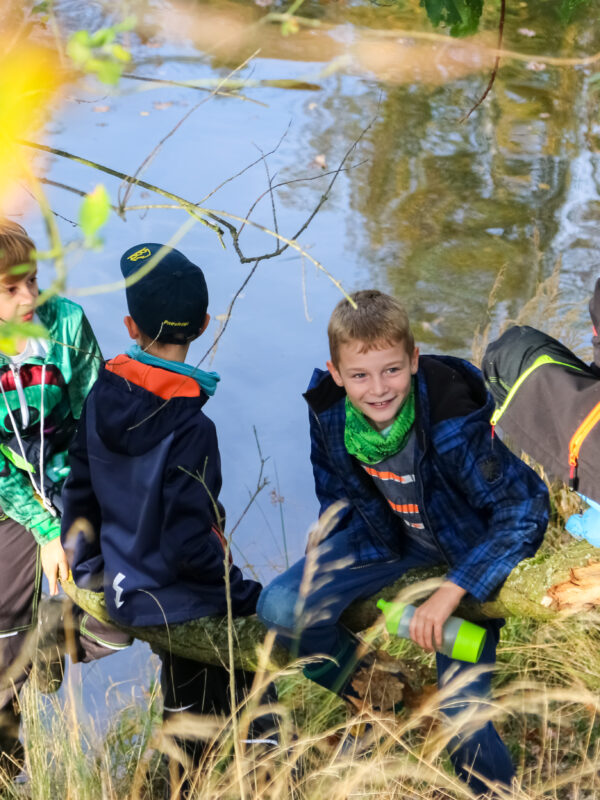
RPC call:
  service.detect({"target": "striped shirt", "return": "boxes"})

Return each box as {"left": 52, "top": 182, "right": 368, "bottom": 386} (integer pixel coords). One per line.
{"left": 359, "top": 429, "right": 439, "bottom": 556}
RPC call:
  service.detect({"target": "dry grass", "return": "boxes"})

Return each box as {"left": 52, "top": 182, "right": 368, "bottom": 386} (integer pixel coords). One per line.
{"left": 2, "top": 562, "right": 600, "bottom": 800}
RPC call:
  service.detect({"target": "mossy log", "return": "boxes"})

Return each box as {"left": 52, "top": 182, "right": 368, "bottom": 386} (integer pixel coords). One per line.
{"left": 61, "top": 539, "right": 600, "bottom": 673}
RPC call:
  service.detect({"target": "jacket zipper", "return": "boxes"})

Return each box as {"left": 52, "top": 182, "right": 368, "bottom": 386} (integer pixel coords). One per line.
{"left": 568, "top": 401, "right": 600, "bottom": 490}
{"left": 415, "top": 432, "right": 451, "bottom": 566}
{"left": 9, "top": 364, "right": 29, "bottom": 429}
{"left": 490, "top": 354, "right": 584, "bottom": 437}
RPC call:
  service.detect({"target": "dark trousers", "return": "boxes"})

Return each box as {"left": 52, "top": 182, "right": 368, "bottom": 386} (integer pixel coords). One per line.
{"left": 257, "top": 529, "right": 514, "bottom": 797}
{"left": 159, "top": 652, "right": 278, "bottom": 796}
{"left": 0, "top": 518, "right": 130, "bottom": 774}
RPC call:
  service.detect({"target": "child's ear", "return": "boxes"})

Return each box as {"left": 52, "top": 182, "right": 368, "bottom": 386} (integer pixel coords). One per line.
{"left": 199, "top": 313, "right": 210, "bottom": 335}
{"left": 188, "top": 314, "right": 211, "bottom": 343}
{"left": 124, "top": 315, "right": 140, "bottom": 340}
{"left": 326, "top": 360, "right": 344, "bottom": 387}
{"left": 410, "top": 346, "right": 420, "bottom": 375}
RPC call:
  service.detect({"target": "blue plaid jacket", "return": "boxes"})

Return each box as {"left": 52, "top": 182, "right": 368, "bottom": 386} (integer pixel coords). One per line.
{"left": 304, "top": 354, "right": 549, "bottom": 602}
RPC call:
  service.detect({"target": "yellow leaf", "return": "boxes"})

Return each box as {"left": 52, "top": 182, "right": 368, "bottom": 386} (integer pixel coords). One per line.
{"left": 0, "top": 36, "right": 66, "bottom": 205}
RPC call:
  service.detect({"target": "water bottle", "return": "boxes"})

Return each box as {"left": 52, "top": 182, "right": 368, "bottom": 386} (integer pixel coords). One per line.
{"left": 377, "top": 598, "right": 487, "bottom": 663}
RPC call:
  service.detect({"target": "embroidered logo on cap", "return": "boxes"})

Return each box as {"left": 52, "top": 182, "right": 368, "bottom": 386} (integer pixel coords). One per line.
{"left": 127, "top": 247, "right": 152, "bottom": 262}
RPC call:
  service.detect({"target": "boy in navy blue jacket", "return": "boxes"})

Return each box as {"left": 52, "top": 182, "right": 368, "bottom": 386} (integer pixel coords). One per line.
{"left": 258, "top": 290, "right": 549, "bottom": 797}
{"left": 61, "top": 243, "right": 276, "bottom": 787}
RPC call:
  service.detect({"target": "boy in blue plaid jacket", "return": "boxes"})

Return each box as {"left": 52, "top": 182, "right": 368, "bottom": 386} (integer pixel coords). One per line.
{"left": 258, "top": 290, "right": 549, "bottom": 796}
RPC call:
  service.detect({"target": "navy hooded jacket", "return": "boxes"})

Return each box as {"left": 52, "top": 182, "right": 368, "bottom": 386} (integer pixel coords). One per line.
{"left": 61, "top": 355, "right": 261, "bottom": 626}
{"left": 304, "top": 355, "right": 549, "bottom": 602}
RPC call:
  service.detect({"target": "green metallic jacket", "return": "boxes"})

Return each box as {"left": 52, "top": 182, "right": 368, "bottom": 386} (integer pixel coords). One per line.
{"left": 0, "top": 296, "right": 102, "bottom": 545}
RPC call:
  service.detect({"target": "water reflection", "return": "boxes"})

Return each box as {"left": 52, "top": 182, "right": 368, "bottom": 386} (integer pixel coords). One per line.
{"left": 122, "top": 0, "right": 600, "bottom": 351}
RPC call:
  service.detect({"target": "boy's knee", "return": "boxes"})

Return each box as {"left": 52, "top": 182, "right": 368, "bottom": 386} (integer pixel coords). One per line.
{"left": 257, "top": 581, "right": 298, "bottom": 631}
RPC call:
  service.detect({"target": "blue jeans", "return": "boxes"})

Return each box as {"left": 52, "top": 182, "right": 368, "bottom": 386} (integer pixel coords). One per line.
{"left": 257, "top": 530, "right": 515, "bottom": 796}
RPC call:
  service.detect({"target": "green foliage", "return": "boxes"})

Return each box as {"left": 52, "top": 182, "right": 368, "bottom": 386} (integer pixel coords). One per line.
{"left": 0, "top": 319, "right": 48, "bottom": 355}
{"left": 420, "top": 0, "right": 484, "bottom": 36}
{"left": 558, "top": 0, "right": 590, "bottom": 22}
{"left": 66, "top": 18, "right": 135, "bottom": 86}
{"left": 79, "top": 184, "right": 111, "bottom": 245}
{"left": 9, "top": 261, "right": 36, "bottom": 276}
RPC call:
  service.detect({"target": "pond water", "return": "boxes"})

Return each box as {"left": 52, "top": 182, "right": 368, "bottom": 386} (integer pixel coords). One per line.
{"left": 11, "top": 0, "right": 600, "bottom": 730}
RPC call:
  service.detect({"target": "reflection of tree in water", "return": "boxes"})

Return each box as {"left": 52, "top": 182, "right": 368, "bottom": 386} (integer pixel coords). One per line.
{"left": 285, "top": 11, "right": 600, "bottom": 353}
{"left": 50, "top": 0, "right": 600, "bottom": 354}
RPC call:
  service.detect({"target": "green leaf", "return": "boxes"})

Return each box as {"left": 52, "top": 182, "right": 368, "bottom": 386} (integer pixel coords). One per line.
{"left": 420, "top": 0, "right": 483, "bottom": 36}
{"left": 66, "top": 34, "right": 91, "bottom": 66}
{"left": 9, "top": 262, "right": 35, "bottom": 276}
{"left": 89, "top": 28, "right": 116, "bottom": 48}
{"left": 32, "top": 2, "right": 49, "bottom": 13}
{"left": 79, "top": 185, "right": 111, "bottom": 242}
{"left": 95, "top": 59, "right": 123, "bottom": 85}
{"left": 110, "top": 43, "right": 132, "bottom": 63}
{"left": 69, "top": 30, "right": 92, "bottom": 46}
{"left": 0, "top": 320, "right": 48, "bottom": 355}
{"left": 66, "top": 22, "right": 133, "bottom": 84}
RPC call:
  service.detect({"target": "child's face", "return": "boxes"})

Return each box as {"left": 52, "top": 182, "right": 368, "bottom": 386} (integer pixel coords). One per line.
{"left": 0, "top": 270, "right": 39, "bottom": 324}
{"left": 327, "top": 339, "right": 419, "bottom": 431}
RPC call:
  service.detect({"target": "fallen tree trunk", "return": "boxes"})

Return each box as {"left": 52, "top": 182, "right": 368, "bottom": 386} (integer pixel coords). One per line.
{"left": 61, "top": 538, "right": 600, "bottom": 673}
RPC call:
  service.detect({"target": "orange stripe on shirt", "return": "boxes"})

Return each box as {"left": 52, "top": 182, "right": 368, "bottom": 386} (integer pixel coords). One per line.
{"left": 363, "top": 466, "right": 413, "bottom": 483}
{"left": 387, "top": 500, "right": 420, "bottom": 514}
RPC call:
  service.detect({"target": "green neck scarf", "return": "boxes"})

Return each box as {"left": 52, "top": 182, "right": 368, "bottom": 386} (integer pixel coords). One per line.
{"left": 344, "top": 383, "right": 415, "bottom": 465}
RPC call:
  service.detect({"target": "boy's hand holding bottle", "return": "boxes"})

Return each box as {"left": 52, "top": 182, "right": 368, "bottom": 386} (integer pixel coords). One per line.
{"left": 409, "top": 580, "right": 467, "bottom": 653}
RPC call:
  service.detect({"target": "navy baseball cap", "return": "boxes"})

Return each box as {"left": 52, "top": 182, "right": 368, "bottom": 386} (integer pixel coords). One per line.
{"left": 120, "top": 243, "right": 209, "bottom": 344}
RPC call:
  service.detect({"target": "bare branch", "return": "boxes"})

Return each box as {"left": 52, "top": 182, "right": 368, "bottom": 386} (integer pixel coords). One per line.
{"left": 196, "top": 120, "right": 292, "bottom": 207}
{"left": 118, "top": 50, "right": 262, "bottom": 210}
{"left": 121, "top": 72, "right": 265, "bottom": 106}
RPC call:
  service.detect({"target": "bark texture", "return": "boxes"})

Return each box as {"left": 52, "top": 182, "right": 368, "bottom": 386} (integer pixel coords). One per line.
{"left": 61, "top": 539, "right": 600, "bottom": 673}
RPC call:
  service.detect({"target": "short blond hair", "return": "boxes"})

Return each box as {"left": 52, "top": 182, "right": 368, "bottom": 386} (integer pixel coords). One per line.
{"left": 328, "top": 289, "right": 415, "bottom": 367}
{"left": 0, "top": 219, "right": 36, "bottom": 280}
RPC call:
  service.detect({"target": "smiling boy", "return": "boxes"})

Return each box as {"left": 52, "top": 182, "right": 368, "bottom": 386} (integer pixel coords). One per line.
{"left": 258, "top": 289, "right": 549, "bottom": 796}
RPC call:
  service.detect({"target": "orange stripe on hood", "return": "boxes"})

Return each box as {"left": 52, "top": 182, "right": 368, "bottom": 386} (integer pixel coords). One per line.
{"left": 105, "top": 355, "right": 201, "bottom": 400}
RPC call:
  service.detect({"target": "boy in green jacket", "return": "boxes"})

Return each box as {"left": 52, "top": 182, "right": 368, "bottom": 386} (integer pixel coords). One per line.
{"left": 0, "top": 220, "right": 129, "bottom": 778}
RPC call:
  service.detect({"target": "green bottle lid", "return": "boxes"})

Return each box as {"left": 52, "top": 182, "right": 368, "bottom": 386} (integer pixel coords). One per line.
{"left": 376, "top": 598, "right": 407, "bottom": 635}
{"left": 451, "top": 620, "right": 487, "bottom": 663}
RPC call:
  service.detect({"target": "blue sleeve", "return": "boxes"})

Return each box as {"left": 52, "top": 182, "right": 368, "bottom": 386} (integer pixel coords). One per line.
{"left": 438, "top": 421, "right": 549, "bottom": 601}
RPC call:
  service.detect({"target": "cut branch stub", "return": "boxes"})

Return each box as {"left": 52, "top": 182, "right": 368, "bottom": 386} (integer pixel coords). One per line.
{"left": 542, "top": 561, "right": 600, "bottom": 612}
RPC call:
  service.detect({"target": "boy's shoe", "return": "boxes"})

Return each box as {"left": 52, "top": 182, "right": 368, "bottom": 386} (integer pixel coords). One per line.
{"left": 336, "top": 721, "right": 375, "bottom": 759}
{"left": 242, "top": 718, "right": 303, "bottom": 786}
{"left": 33, "top": 595, "right": 69, "bottom": 695}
